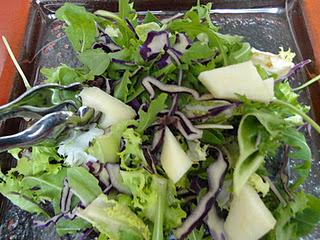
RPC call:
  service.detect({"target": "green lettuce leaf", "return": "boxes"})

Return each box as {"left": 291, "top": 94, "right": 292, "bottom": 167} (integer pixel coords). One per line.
{"left": 77, "top": 193, "right": 150, "bottom": 240}
{"left": 56, "top": 3, "right": 97, "bottom": 52}
{"left": 56, "top": 217, "right": 91, "bottom": 236}
{"left": 87, "top": 120, "right": 135, "bottom": 163}
{"left": 67, "top": 167, "right": 102, "bottom": 205}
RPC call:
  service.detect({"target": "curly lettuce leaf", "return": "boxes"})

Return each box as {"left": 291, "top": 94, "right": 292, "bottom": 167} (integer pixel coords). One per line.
{"left": 9, "top": 146, "right": 62, "bottom": 176}
{"left": 119, "top": 128, "right": 146, "bottom": 169}
{"left": 77, "top": 193, "right": 150, "bottom": 240}
{"left": 0, "top": 147, "right": 67, "bottom": 215}
{"left": 120, "top": 169, "right": 186, "bottom": 230}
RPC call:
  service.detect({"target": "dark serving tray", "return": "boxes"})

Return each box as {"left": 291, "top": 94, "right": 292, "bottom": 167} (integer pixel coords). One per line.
{"left": 0, "top": 0, "right": 319, "bottom": 239}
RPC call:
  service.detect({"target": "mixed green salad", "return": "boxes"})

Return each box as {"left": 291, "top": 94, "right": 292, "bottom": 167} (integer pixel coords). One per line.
{"left": 1, "top": 1, "right": 320, "bottom": 239}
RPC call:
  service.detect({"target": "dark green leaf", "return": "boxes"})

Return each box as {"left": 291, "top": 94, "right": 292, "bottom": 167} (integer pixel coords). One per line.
{"left": 113, "top": 69, "right": 131, "bottom": 102}
{"left": 136, "top": 93, "right": 168, "bottom": 134}
{"left": 143, "top": 11, "right": 162, "bottom": 25}
{"left": 201, "top": 129, "right": 225, "bottom": 145}
{"left": 181, "top": 42, "right": 214, "bottom": 64}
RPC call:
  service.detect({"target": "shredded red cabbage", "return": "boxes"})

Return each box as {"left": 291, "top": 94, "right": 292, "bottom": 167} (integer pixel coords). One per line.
{"left": 174, "top": 149, "right": 228, "bottom": 239}
{"left": 140, "top": 31, "right": 170, "bottom": 61}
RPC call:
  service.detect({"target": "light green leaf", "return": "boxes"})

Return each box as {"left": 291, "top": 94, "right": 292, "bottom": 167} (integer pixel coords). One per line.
{"left": 78, "top": 49, "right": 110, "bottom": 76}
{"left": 77, "top": 193, "right": 150, "bottom": 240}
{"left": 67, "top": 167, "right": 102, "bottom": 205}
{"left": 56, "top": 3, "right": 97, "bottom": 52}
{"left": 56, "top": 217, "right": 91, "bottom": 236}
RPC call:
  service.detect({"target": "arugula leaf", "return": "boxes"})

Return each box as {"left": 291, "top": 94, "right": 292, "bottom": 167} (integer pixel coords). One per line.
{"left": 282, "top": 128, "right": 312, "bottom": 190}
{"left": 78, "top": 49, "right": 110, "bottom": 76}
{"left": 181, "top": 41, "right": 214, "bottom": 64}
{"left": 201, "top": 129, "right": 225, "bottom": 145}
{"left": 143, "top": 11, "right": 162, "bottom": 25}
{"left": 67, "top": 167, "right": 102, "bottom": 206}
{"left": 169, "top": 20, "right": 227, "bottom": 65}
{"left": 136, "top": 93, "right": 168, "bottom": 134}
{"left": 266, "top": 192, "right": 320, "bottom": 240}
{"left": 56, "top": 3, "right": 97, "bottom": 52}
{"left": 114, "top": 70, "right": 132, "bottom": 102}
{"left": 77, "top": 193, "right": 151, "bottom": 240}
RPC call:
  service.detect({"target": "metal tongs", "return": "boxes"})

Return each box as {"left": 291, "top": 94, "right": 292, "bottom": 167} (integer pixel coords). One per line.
{"left": 0, "top": 83, "right": 100, "bottom": 152}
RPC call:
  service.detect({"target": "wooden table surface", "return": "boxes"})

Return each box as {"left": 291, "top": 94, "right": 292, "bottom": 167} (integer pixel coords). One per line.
{"left": 0, "top": 0, "right": 319, "bottom": 104}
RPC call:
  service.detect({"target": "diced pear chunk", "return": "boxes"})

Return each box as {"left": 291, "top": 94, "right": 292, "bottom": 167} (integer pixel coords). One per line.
{"left": 79, "top": 87, "right": 136, "bottom": 129}
{"left": 160, "top": 127, "right": 192, "bottom": 183}
{"left": 224, "top": 184, "right": 276, "bottom": 240}
{"left": 198, "top": 61, "right": 274, "bottom": 103}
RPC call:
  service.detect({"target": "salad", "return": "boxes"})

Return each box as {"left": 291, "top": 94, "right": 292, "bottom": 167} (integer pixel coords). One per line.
{"left": 0, "top": 1, "right": 320, "bottom": 239}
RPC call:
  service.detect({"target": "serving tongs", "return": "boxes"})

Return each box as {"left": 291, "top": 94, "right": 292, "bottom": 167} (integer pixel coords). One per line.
{"left": 0, "top": 83, "right": 100, "bottom": 152}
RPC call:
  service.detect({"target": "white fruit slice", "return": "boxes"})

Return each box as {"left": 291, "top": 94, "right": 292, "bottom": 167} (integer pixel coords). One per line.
{"left": 160, "top": 127, "right": 192, "bottom": 183}
{"left": 79, "top": 87, "right": 136, "bottom": 129}
{"left": 198, "top": 61, "right": 274, "bottom": 103}
{"left": 224, "top": 184, "right": 276, "bottom": 240}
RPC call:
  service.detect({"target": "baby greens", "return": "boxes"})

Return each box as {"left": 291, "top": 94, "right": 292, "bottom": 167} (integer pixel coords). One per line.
{"left": 0, "top": 0, "right": 320, "bottom": 240}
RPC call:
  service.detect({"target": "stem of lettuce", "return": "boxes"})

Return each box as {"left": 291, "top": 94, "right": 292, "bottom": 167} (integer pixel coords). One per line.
{"left": 273, "top": 99, "right": 320, "bottom": 134}
{"left": 152, "top": 176, "right": 167, "bottom": 240}
{"left": 293, "top": 74, "right": 320, "bottom": 91}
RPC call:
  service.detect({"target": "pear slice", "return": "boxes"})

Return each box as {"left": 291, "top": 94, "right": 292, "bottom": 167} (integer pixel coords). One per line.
{"left": 198, "top": 61, "right": 274, "bottom": 103}
{"left": 160, "top": 127, "right": 192, "bottom": 183}
{"left": 224, "top": 184, "right": 276, "bottom": 240}
{"left": 79, "top": 87, "right": 136, "bottom": 129}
